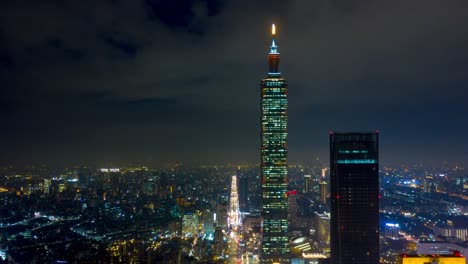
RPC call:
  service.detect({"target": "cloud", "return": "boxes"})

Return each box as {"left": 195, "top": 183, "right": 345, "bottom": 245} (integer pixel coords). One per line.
{"left": 145, "top": 0, "right": 224, "bottom": 33}
{"left": 0, "top": 0, "right": 467, "bottom": 165}
{"left": 103, "top": 34, "right": 138, "bottom": 57}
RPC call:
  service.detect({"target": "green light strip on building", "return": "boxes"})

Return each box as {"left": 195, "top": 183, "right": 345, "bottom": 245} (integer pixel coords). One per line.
{"left": 338, "top": 150, "right": 369, "bottom": 154}
{"left": 337, "top": 159, "right": 376, "bottom": 164}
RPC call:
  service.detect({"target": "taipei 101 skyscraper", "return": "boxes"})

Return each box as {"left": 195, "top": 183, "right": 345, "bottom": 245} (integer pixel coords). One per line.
{"left": 260, "top": 24, "right": 290, "bottom": 264}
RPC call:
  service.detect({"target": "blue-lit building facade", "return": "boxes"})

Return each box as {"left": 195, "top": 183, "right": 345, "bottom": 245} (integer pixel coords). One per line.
{"left": 330, "top": 132, "right": 379, "bottom": 264}
{"left": 260, "top": 24, "right": 290, "bottom": 264}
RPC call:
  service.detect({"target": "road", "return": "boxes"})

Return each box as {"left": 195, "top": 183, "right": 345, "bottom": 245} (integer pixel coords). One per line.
{"left": 227, "top": 230, "right": 259, "bottom": 264}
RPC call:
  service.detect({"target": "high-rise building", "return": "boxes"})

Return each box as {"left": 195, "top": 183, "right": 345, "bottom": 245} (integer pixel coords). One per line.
{"left": 319, "top": 181, "right": 328, "bottom": 204}
{"left": 202, "top": 209, "right": 215, "bottom": 235}
{"left": 182, "top": 212, "right": 200, "bottom": 237}
{"left": 238, "top": 175, "right": 249, "bottom": 212}
{"left": 58, "top": 183, "right": 66, "bottom": 193}
{"left": 261, "top": 23, "right": 290, "bottom": 264}
{"left": 43, "top": 179, "right": 51, "bottom": 194}
{"left": 288, "top": 190, "right": 300, "bottom": 228}
{"left": 315, "top": 213, "right": 331, "bottom": 253}
{"left": 213, "top": 226, "right": 224, "bottom": 256}
{"left": 329, "top": 132, "right": 379, "bottom": 264}
{"left": 385, "top": 223, "right": 400, "bottom": 240}
{"left": 304, "top": 175, "right": 312, "bottom": 195}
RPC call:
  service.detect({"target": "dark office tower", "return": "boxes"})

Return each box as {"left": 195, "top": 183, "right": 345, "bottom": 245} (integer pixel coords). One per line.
{"left": 304, "top": 175, "right": 312, "bottom": 196}
{"left": 261, "top": 24, "right": 290, "bottom": 264}
{"left": 329, "top": 132, "right": 379, "bottom": 264}
{"left": 238, "top": 175, "right": 249, "bottom": 212}
{"left": 159, "top": 172, "right": 168, "bottom": 191}
{"left": 78, "top": 167, "right": 90, "bottom": 187}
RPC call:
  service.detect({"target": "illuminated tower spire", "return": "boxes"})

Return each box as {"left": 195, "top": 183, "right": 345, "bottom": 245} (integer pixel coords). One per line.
{"left": 260, "top": 23, "right": 290, "bottom": 264}
{"left": 270, "top": 24, "right": 278, "bottom": 53}
{"left": 268, "top": 24, "right": 280, "bottom": 74}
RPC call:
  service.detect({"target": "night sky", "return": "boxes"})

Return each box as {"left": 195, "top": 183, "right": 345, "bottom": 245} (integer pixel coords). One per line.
{"left": 1, "top": 0, "right": 467, "bottom": 166}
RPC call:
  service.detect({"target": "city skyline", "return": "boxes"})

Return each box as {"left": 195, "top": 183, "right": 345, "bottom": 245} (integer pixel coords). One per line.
{"left": 1, "top": 1, "right": 468, "bottom": 166}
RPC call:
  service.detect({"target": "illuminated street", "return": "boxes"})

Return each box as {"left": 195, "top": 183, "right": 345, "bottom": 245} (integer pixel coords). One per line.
{"left": 227, "top": 230, "right": 259, "bottom": 264}
{"left": 227, "top": 175, "right": 259, "bottom": 264}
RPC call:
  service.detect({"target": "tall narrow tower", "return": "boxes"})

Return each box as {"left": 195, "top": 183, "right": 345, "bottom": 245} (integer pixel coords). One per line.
{"left": 330, "top": 132, "right": 380, "bottom": 264}
{"left": 229, "top": 175, "right": 240, "bottom": 229}
{"left": 260, "top": 24, "right": 290, "bottom": 264}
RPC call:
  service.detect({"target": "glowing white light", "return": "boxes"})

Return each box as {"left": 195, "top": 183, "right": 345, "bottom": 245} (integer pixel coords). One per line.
{"left": 228, "top": 175, "right": 240, "bottom": 228}
{"left": 272, "top": 24, "right": 276, "bottom": 35}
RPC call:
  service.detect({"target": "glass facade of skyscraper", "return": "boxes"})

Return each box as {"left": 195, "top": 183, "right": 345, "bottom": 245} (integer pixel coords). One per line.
{"left": 261, "top": 24, "right": 290, "bottom": 264}
{"left": 330, "top": 132, "right": 379, "bottom": 264}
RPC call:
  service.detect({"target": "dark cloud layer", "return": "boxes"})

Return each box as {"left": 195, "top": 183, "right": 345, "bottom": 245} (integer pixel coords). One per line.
{"left": 0, "top": 0, "right": 467, "bottom": 166}
{"left": 145, "top": 0, "right": 224, "bottom": 32}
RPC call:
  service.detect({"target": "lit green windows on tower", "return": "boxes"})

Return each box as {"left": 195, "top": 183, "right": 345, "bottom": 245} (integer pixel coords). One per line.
{"left": 260, "top": 24, "right": 290, "bottom": 264}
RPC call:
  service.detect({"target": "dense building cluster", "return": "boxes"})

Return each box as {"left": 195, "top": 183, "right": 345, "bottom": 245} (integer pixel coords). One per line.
{"left": 0, "top": 161, "right": 466, "bottom": 263}
{"left": 1, "top": 25, "right": 467, "bottom": 264}
{"left": 0, "top": 164, "right": 249, "bottom": 263}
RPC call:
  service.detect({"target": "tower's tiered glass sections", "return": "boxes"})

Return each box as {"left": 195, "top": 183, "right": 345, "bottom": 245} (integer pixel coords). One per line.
{"left": 260, "top": 24, "right": 290, "bottom": 264}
